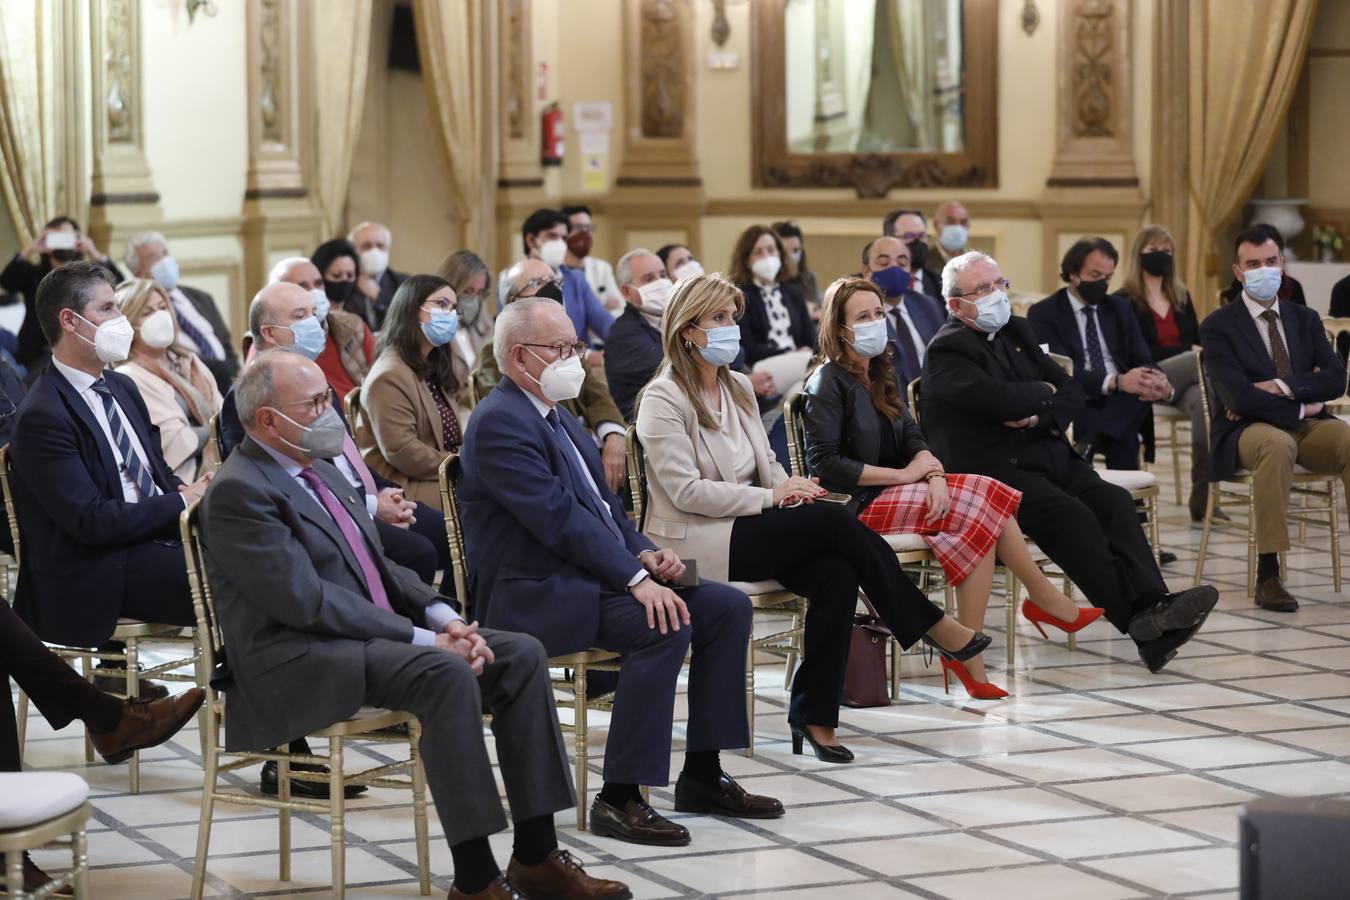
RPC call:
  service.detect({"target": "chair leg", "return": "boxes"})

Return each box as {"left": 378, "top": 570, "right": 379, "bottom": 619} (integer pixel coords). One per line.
{"left": 16, "top": 690, "right": 28, "bottom": 766}
{"left": 1064, "top": 579, "right": 1077, "bottom": 651}
{"left": 1195, "top": 489, "right": 1215, "bottom": 587}
{"left": 279, "top": 753, "right": 292, "bottom": 881}
{"left": 329, "top": 737, "right": 345, "bottom": 900}
{"left": 409, "top": 722, "right": 431, "bottom": 896}
{"left": 573, "top": 663, "right": 589, "bottom": 831}
{"left": 782, "top": 604, "right": 803, "bottom": 690}
{"left": 1247, "top": 490, "right": 1258, "bottom": 598}
{"left": 81, "top": 654, "right": 95, "bottom": 765}
{"left": 5, "top": 852, "right": 22, "bottom": 900}
{"left": 126, "top": 640, "right": 140, "bottom": 795}
{"left": 73, "top": 825, "right": 89, "bottom": 899}
{"left": 1331, "top": 483, "right": 1343, "bottom": 593}
{"left": 1004, "top": 570, "right": 1018, "bottom": 666}
{"left": 191, "top": 736, "right": 218, "bottom": 900}
{"left": 744, "top": 643, "right": 755, "bottom": 758}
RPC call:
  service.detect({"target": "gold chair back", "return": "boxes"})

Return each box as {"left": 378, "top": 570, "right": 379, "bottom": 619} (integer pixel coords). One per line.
{"left": 624, "top": 424, "right": 647, "bottom": 529}
{"left": 1048, "top": 352, "right": 1074, "bottom": 376}
{"left": 907, "top": 376, "right": 922, "bottom": 425}
{"left": 343, "top": 386, "right": 362, "bottom": 430}
{"left": 436, "top": 455, "right": 471, "bottom": 616}
{"left": 179, "top": 502, "right": 225, "bottom": 678}
{"left": 783, "top": 392, "right": 808, "bottom": 475}
{"left": 1324, "top": 316, "right": 1350, "bottom": 402}
{"left": 0, "top": 445, "right": 21, "bottom": 564}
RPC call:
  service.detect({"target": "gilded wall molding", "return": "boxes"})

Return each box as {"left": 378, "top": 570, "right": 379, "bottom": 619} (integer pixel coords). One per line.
{"left": 104, "top": 0, "right": 134, "bottom": 144}
{"left": 638, "top": 0, "right": 684, "bottom": 138}
{"left": 258, "top": 0, "right": 283, "bottom": 144}
{"left": 497, "top": 0, "right": 538, "bottom": 185}
{"left": 244, "top": 0, "right": 304, "bottom": 191}
{"left": 618, "top": 0, "right": 700, "bottom": 186}
{"left": 1071, "top": 0, "right": 1115, "bottom": 138}
{"left": 504, "top": 0, "right": 528, "bottom": 141}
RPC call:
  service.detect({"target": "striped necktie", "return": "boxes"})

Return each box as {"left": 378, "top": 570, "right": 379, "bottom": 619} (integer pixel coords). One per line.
{"left": 173, "top": 299, "right": 220, "bottom": 360}
{"left": 90, "top": 379, "right": 160, "bottom": 499}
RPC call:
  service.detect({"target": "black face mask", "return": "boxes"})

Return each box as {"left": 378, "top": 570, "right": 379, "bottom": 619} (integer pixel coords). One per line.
{"left": 1076, "top": 278, "right": 1109, "bottom": 305}
{"left": 535, "top": 282, "right": 564, "bottom": 303}
{"left": 1141, "top": 251, "right": 1174, "bottom": 277}
{"left": 906, "top": 240, "right": 928, "bottom": 271}
{"left": 50, "top": 249, "right": 78, "bottom": 263}
{"left": 325, "top": 279, "right": 356, "bottom": 303}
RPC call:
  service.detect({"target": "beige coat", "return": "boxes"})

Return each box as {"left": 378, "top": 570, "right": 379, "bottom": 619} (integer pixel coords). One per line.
{"left": 634, "top": 370, "right": 787, "bottom": 582}
{"left": 354, "top": 349, "right": 466, "bottom": 506}
{"left": 117, "top": 356, "right": 223, "bottom": 482}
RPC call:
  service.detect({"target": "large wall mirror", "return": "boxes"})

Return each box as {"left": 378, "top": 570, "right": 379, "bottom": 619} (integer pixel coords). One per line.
{"left": 753, "top": 0, "right": 998, "bottom": 197}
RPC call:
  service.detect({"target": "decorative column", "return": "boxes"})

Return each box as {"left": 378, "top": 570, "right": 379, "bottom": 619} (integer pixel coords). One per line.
{"left": 493, "top": 0, "right": 545, "bottom": 269}
{"left": 87, "top": 0, "right": 162, "bottom": 250}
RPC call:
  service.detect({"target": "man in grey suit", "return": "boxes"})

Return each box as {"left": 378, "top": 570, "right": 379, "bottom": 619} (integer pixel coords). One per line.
{"left": 200, "top": 349, "right": 630, "bottom": 900}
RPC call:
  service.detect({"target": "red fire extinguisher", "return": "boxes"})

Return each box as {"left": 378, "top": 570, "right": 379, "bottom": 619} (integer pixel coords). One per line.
{"left": 541, "top": 102, "right": 564, "bottom": 167}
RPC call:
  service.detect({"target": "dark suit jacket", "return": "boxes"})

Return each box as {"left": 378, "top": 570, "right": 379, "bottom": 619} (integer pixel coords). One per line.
{"left": 200, "top": 438, "right": 446, "bottom": 751}
{"left": 918, "top": 316, "right": 1086, "bottom": 485}
{"left": 0, "top": 255, "right": 123, "bottom": 370}
{"left": 884, "top": 290, "right": 946, "bottom": 387}
{"left": 9, "top": 365, "right": 185, "bottom": 646}
{"left": 1125, "top": 291, "right": 1200, "bottom": 363}
{"left": 177, "top": 284, "right": 240, "bottom": 393}
{"left": 737, "top": 281, "right": 816, "bottom": 366}
{"left": 457, "top": 378, "right": 656, "bottom": 656}
{"left": 1199, "top": 299, "right": 1346, "bottom": 481}
{"left": 603, "top": 306, "right": 663, "bottom": 422}
{"left": 1028, "top": 288, "right": 1154, "bottom": 450}
{"left": 363, "top": 269, "right": 407, "bottom": 332}
{"left": 801, "top": 361, "right": 929, "bottom": 510}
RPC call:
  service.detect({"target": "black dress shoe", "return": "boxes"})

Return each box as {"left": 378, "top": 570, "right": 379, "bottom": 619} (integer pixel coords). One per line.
{"left": 261, "top": 760, "right": 368, "bottom": 799}
{"left": 1255, "top": 577, "right": 1299, "bottom": 612}
{"left": 589, "top": 796, "right": 690, "bottom": 846}
{"left": 673, "top": 772, "right": 785, "bottom": 819}
{"left": 1158, "top": 550, "right": 1178, "bottom": 566}
{"left": 1137, "top": 617, "right": 1207, "bottom": 673}
{"left": 1128, "top": 585, "right": 1218, "bottom": 642}
{"left": 920, "top": 631, "right": 992, "bottom": 663}
{"left": 790, "top": 724, "right": 854, "bottom": 763}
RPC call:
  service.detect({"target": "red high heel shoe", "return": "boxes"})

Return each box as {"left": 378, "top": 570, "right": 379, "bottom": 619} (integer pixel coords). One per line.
{"left": 1021, "top": 599, "right": 1106, "bottom": 638}
{"left": 940, "top": 657, "right": 1008, "bottom": 700}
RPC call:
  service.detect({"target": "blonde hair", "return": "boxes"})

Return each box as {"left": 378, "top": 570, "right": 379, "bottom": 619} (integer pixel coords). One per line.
{"left": 113, "top": 278, "right": 178, "bottom": 348}
{"left": 1120, "top": 225, "right": 1191, "bottom": 313}
{"left": 649, "top": 273, "right": 756, "bottom": 430}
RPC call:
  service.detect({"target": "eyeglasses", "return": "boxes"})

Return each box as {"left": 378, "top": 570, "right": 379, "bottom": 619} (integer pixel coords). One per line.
{"left": 278, "top": 389, "right": 333, "bottom": 420}
{"left": 521, "top": 340, "right": 587, "bottom": 360}
{"left": 570, "top": 223, "right": 596, "bottom": 235}
{"left": 421, "top": 297, "right": 456, "bottom": 313}
{"left": 954, "top": 278, "right": 1012, "bottom": 299}
{"left": 896, "top": 231, "right": 928, "bottom": 243}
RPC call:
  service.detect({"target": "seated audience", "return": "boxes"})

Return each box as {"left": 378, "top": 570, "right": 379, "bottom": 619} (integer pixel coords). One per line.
{"left": 771, "top": 220, "right": 822, "bottom": 307}
{"left": 803, "top": 277, "right": 1095, "bottom": 699}
{"left": 1330, "top": 272, "right": 1350, "bottom": 361}
{"left": 883, "top": 208, "right": 942, "bottom": 299}
{"left": 1028, "top": 238, "right": 1171, "bottom": 469}
{"left": 311, "top": 238, "right": 377, "bottom": 397}
{"left": 477, "top": 260, "right": 627, "bottom": 489}
{"left": 356, "top": 274, "right": 467, "bottom": 508}
{"left": 436, "top": 249, "right": 495, "bottom": 408}
{"left": 562, "top": 204, "right": 623, "bottom": 314}
{"left": 348, "top": 220, "right": 407, "bottom": 331}
{"left": 657, "top": 243, "right": 706, "bottom": 282}
{"left": 605, "top": 248, "right": 671, "bottom": 422}
{"left": 113, "top": 278, "right": 223, "bottom": 482}
{"left": 9, "top": 262, "right": 210, "bottom": 655}
{"left": 124, "top": 231, "right": 238, "bottom": 393}
{"left": 730, "top": 224, "right": 816, "bottom": 395}
{"left": 1200, "top": 227, "right": 1350, "bottom": 612}
{"left": 2, "top": 599, "right": 204, "bottom": 894}
{"left": 636, "top": 273, "right": 990, "bottom": 759}
{"left": 1118, "top": 225, "right": 1212, "bottom": 520}
{"left": 508, "top": 208, "right": 613, "bottom": 361}
{"left": 920, "top": 251, "right": 1218, "bottom": 673}
{"left": 932, "top": 200, "right": 972, "bottom": 263}
{"left": 1220, "top": 223, "right": 1308, "bottom": 307}
{"left": 203, "top": 349, "right": 626, "bottom": 900}
{"left": 459, "top": 297, "right": 781, "bottom": 846}
{"left": 2, "top": 216, "right": 122, "bottom": 372}
{"left": 862, "top": 235, "right": 946, "bottom": 393}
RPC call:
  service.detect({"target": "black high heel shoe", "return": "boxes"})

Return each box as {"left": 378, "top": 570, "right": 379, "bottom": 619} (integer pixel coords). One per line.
{"left": 920, "top": 631, "right": 992, "bottom": 663}
{"left": 790, "top": 724, "right": 855, "bottom": 764}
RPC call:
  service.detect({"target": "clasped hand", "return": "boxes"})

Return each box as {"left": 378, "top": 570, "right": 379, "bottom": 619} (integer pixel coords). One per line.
{"left": 376, "top": 487, "right": 417, "bottom": 528}
{"left": 435, "top": 620, "right": 494, "bottom": 675}
{"left": 1121, "top": 367, "right": 1172, "bottom": 402}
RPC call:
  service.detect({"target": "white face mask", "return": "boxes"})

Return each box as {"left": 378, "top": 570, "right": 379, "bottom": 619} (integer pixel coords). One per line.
{"left": 75, "top": 312, "right": 135, "bottom": 364}
{"left": 150, "top": 255, "right": 180, "bottom": 292}
{"left": 672, "top": 259, "right": 704, "bottom": 281}
{"left": 538, "top": 238, "right": 568, "bottom": 269}
{"left": 751, "top": 254, "right": 782, "bottom": 283}
{"left": 526, "top": 348, "right": 586, "bottom": 402}
{"left": 359, "top": 247, "right": 389, "bottom": 277}
{"left": 138, "top": 309, "right": 176, "bottom": 350}
{"left": 309, "top": 288, "right": 331, "bottom": 321}
{"left": 636, "top": 277, "right": 673, "bottom": 323}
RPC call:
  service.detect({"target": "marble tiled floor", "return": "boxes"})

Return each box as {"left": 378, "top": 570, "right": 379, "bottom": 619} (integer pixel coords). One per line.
{"left": 15, "top": 467, "right": 1350, "bottom": 899}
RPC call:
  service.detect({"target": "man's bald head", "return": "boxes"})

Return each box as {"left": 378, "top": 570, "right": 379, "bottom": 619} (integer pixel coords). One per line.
{"left": 863, "top": 236, "right": 909, "bottom": 273}
{"left": 249, "top": 281, "right": 316, "bottom": 350}
{"left": 269, "top": 257, "right": 323, "bottom": 290}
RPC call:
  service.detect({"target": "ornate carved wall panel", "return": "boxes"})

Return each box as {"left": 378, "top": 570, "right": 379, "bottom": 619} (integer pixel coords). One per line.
{"left": 617, "top": 0, "right": 700, "bottom": 187}
{"left": 496, "top": 0, "right": 539, "bottom": 187}
{"left": 637, "top": 0, "right": 684, "bottom": 138}
{"left": 245, "top": 0, "right": 305, "bottom": 195}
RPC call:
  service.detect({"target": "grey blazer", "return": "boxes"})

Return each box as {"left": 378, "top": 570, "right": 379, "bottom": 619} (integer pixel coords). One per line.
{"left": 199, "top": 437, "right": 445, "bottom": 752}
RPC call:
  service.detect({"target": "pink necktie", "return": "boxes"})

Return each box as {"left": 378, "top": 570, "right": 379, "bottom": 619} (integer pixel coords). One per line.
{"left": 341, "top": 431, "right": 377, "bottom": 497}
{"left": 298, "top": 467, "right": 393, "bottom": 612}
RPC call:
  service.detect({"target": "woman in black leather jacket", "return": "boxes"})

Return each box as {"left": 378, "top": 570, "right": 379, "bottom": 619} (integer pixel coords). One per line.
{"left": 802, "top": 278, "right": 1094, "bottom": 699}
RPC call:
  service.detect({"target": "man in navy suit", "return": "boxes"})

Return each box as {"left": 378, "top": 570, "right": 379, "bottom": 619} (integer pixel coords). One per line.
{"left": 1201, "top": 227, "right": 1350, "bottom": 611}
{"left": 8, "top": 261, "right": 209, "bottom": 652}
{"left": 1029, "top": 238, "right": 1172, "bottom": 469}
{"left": 458, "top": 297, "right": 781, "bottom": 848}
{"left": 861, "top": 236, "right": 946, "bottom": 392}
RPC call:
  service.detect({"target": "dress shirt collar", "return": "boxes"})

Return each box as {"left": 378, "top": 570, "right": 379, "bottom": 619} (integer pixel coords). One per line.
{"left": 50, "top": 354, "right": 104, "bottom": 394}
{"left": 255, "top": 437, "right": 305, "bottom": 479}
{"left": 522, "top": 383, "right": 555, "bottom": 419}
{"left": 1066, "top": 288, "right": 1091, "bottom": 315}
{"left": 1242, "top": 291, "right": 1280, "bottom": 322}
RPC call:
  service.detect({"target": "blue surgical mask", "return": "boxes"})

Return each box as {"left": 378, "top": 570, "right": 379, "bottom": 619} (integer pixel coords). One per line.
{"left": 1243, "top": 266, "right": 1282, "bottom": 303}
{"left": 421, "top": 308, "right": 459, "bottom": 346}
{"left": 281, "top": 315, "right": 326, "bottom": 360}
{"left": 309, "top": 288, "right": 330, "bottom": 321}
{"left": 972, "top": 289, "right": 1011, "bottom": 334}
{"left": 694, "top": 324, "right": 741, "bottom": 367}
{"left": 939, "top": 224, "right": 969, "bottom": 253}
{"left": 871, "top": 266, "right": 912, "bottom": 299}
{"left": 846, "top": 319, "right": 888, "bottom": 359}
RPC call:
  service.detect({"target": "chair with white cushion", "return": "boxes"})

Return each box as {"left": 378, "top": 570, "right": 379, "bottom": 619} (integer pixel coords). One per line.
{"left": 1149, "top": 401, "right": 1190, "bottom": 504}
{"left": 0, "top": 772, "right": 91, "bottom": 899}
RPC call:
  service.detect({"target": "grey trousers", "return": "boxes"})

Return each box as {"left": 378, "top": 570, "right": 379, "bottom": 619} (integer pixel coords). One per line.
{"left": 1157, "top": 350, "right": 1207, "bottom": 486}
{"left": 362, "top": 629, "right": 574, "bottom": 847}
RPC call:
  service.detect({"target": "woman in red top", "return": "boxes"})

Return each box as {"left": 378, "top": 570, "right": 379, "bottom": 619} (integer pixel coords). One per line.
{"left": 310, "top": 239, "right": 377, "bottom": 398}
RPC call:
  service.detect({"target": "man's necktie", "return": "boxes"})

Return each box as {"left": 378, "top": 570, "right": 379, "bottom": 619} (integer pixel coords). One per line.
{"left": 546, "top": 409, "right": 625, "bottom": 544}
{"left": 889, "top": 308, "right": 920, "bottom": 383}
{"left": 173, "top": 304, "right": 220, "bottom": 361}
{"left": 90, "top": 379, "right": 160, "bottom": 499}
{"left": 1260, "top": 309, "right": 1294, "bottom": 379}
{"left": 340, "top": 431, "right": 376, "bottom": 497}
{"left": 1081, "top": 306, "right": 1106, "bottom": 374}
{"left": 297, "top": 467, "right": 394, "bottom": 612}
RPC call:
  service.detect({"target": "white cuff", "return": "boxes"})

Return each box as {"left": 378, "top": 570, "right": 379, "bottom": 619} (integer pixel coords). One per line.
{"left": 1101, "top": 373, "right": 1114, "bottom": 396}
{"left": 1275, "top": 378, "right": 1294, "bottom": 399}
{"left": 424, "top": 601, "right": 462, "bottom": 631}
{"left": 365, "top": 494, "right": 378, "bottom": 519}
{"left": 411, "top": 626, "right": 437, "bottom": 646}
{"left": 597, "top": 422, "right": 625, "bottom": 443}
{"left": 627, "top": 569, "right": 649, "bottom": 589}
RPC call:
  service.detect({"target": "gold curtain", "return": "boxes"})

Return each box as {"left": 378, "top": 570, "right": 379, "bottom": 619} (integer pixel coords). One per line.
{"left": 1183, "top": 0, "right": 1317, "bottom": 314}
{"left": 412, "top": 0, "right": 484, "bottom": 253}
{"left": 312, "top": 0, "right": 373, "bottom": 236}
{"left": 0, "top": 0, "right": 57, "bottom": 246}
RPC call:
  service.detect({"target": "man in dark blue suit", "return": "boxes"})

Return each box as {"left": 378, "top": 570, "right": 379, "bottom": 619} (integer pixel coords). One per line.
{"left": 1029, "top": 237, "right": 1172, "bottom": 469}
{"left": 861, "top": 236, "right": 946, "bottom": 393}
{"left": 1201, "top": 227, "right": 1350, "bottom": 611}
{"left": 458, "top": 297, "right": 781, "bottom": 848}
{"left": 8, "top": 261, "right": 208, "bottom": 653}
{"left": 603, "top": 248, "right": 668, "bottom": 423}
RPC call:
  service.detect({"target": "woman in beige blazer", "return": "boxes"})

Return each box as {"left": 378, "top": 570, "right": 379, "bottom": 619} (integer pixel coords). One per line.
{"left": 635, "top": 273, "right": 989, "bottom": 765}
{"left": 114, "top": 278, "right": 222, "bottom": 481}
{"left": 355, "top": 275, "right": 466, "bottom": 507}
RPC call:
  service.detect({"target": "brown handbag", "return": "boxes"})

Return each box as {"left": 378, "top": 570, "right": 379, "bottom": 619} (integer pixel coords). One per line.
{"left": 842, "top": 611, "right": 892, "bottom": 708}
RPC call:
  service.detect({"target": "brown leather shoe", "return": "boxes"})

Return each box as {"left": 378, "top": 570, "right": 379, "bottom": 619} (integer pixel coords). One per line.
{"left": 1256, "top": 577, "right": 1299, "bottom": 612}
{"left": 673, "top": 772, "right": 785, "bottom": 819}
{"left": 90, "top": 688, "right": 205, "bottom": 764}
{"left": 0, "top": 853, "right": 74, "bottom": 897}
{"left": 446, "top": 876, "right": 527, "bottom": 899}
{"left": 588, "top": 797, "right": 690, "bottom": 846}
{"left": 505, "top": 849, "right": 631, "bottom": 900}
{"left": 91, "top": 671, "right": 170, "bottom": 700}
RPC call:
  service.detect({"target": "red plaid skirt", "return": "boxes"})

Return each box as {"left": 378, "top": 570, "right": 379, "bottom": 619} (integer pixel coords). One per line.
{"left": 857, "top": 474, "right": 1022, "bottom": 586}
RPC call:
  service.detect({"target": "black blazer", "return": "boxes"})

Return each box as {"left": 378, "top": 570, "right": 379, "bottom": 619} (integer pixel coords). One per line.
{"left": 918, "top": 316, "right": 1086, "bottom": 485}
{"left": 177, "top": 284, "right": 240, "bottom": 393}
{"left": 801, "top": 361, "right": 928, "bottom": 511}
{"left": 364, "top": 269, "right": 407, "bottom": 332}
{"left": 0, "top": 255, "right": 123, "bottom": 370}
{"left": 603, "top": 306, "right": 664, "bottom": 422}
{"left": 1125, "top": 291, "right": 1200, "bottom": 362}
{"left": 9, "top": 365, "right": 185, "bottom": 646}
{"left": 1199, "top": 299, "right": 1346, "bottom": 481}
{"left": 737, "top": 281, "right": 816, "bottom": 366}
{"left": 1330, "top": 274, "right": 1350, "bottom": 361}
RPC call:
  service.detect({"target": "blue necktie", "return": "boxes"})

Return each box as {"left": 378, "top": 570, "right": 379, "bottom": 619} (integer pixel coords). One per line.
{"left": 1081, "top": 306, "right": 1106, "bottom": 374}
{"left": 173, "top": 304, "right": 220, "bottom": 360}
{"left": 546, "top": 409, "right": 624, "bottom": 544}
{"left": 889, "top": 308, "right": 920, "bottom": 383}
{"left": 90, "top": 379, "right": 160, "bottom": 499}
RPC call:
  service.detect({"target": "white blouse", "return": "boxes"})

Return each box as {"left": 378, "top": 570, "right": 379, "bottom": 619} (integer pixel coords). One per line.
{"left": 761, "top": 284, "right": 795, "bottom": 353}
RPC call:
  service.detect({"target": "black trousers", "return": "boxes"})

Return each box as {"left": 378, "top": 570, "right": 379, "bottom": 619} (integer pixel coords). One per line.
{"left": 120, "top": 539, "right": 197, "bottom": 629}
{"left": 1088, "top": 430, "right": 1143, "bottom": 470}
{"left": 1009, "top": 456, "right": 1166, "bottom": 634}
{"left": 1, "top": 601, "right": 122, "bottom": 772}
{"left": 728, "top": 503, "right": 944, "bottom": 729}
